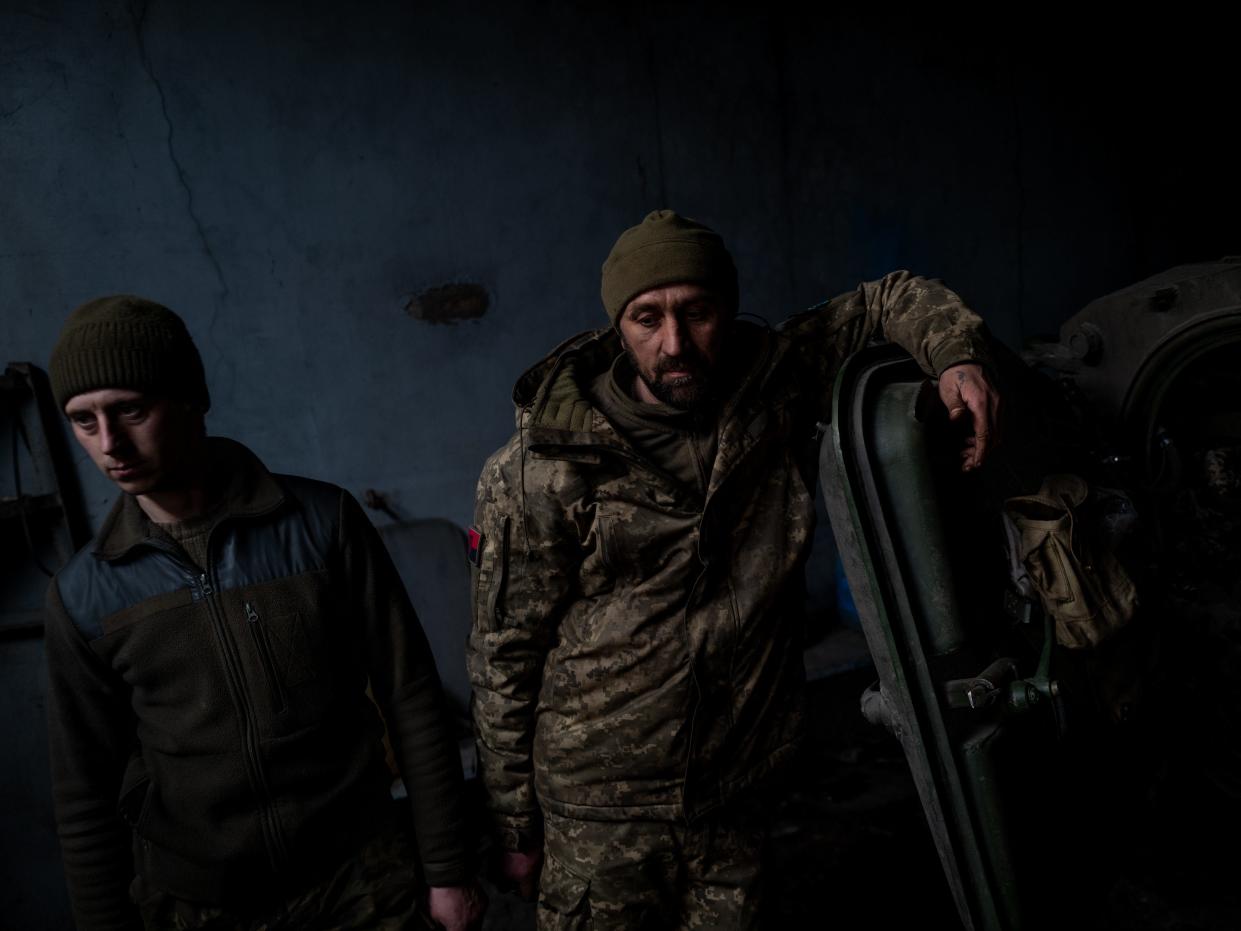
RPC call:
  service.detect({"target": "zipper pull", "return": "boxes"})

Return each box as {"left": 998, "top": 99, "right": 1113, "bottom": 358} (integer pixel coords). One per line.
{"left": 199, "top": 573, "right": 214, "bottom": 596}
{"left": 245, "top": 602, "right": 259, "bottom": 623}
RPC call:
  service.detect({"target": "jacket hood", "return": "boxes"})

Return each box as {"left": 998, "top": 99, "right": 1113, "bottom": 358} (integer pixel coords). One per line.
{"left": 511, "top": 328, "right": 621, "bottom": 432}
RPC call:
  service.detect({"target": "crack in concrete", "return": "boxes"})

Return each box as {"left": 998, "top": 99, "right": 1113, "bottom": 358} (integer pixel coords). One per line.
{"left": 127, "top": 0, "right": 228, "bottom": 298}
{"left": 1, "top": 54, "right": 68, "bottom": 123}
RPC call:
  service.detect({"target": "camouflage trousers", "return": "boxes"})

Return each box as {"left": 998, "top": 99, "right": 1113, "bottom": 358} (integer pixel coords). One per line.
{"left": 130, "top": 828, "right": 435, "bottom": 931}
{"left": 538, "top": 800, "right": 770, "bottom": 931}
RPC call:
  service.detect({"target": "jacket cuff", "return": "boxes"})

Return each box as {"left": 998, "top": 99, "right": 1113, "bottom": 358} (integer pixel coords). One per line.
{"left": 422, "top": 856, "right": 472, "bottom": 888}
{"left": 927, "top": 331, "right": 993, "bottom": 379}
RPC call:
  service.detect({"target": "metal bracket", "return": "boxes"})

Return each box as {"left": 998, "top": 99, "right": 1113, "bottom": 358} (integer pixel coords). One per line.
{"left": 944, "top": 657, "right": 1020, "bottom": 711}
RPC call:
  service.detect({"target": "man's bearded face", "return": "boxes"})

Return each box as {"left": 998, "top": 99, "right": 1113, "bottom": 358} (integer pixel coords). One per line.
{"left": 618, "top": 283, "right": 729, "bottom": 411}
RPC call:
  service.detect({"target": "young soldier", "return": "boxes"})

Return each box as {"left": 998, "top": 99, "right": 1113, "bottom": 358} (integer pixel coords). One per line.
{"left": 45, "top": 296, "right": 486, "bottom": 930}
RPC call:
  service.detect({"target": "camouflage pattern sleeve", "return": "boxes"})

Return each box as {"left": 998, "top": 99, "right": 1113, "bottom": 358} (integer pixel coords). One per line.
{"left": 466, "top": 432, "right": 582, "bottom": 842}
{"left": 781, "top": 269, "right": 993, "bottom": 385}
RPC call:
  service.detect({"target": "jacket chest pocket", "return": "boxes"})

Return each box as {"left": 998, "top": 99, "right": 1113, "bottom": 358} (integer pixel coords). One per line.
{"left": 241, "top": 600, "right": 321, "bottom": 719}
{"left": 596, "top": 506, "right": 698, "bottom": 584}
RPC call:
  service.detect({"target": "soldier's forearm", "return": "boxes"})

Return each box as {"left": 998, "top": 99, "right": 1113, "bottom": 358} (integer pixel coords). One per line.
{"left": 859, "top": 271, "right": 991, "bottom": 376}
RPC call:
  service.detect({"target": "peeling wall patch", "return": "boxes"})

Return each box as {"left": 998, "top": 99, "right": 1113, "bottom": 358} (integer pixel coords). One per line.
{"left": 405, "top": 283, "right": 490, "bottom": 324}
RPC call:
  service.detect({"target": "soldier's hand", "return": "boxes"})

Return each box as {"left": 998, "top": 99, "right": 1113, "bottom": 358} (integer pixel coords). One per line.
{"left": 938, "top": 362, "right": 1001, "bottom": 471}
{"left": 428, "top": 882, "right": 488, "bottom": 931}
{"left": 499, "top": 846, "right": 543, "bottom": 901}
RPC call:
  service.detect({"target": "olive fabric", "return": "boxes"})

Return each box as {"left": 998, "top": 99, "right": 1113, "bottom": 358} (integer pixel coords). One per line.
{"left": 1004, "top": 473, "right": 1139, "bottom": 649}
{"left": 151, "top": 492, "right": 227, "bottom": 570}
{"left": 538, "top": 801, "right": 768, "bottom": 931}
{"left": 48, "top": 294, "right": 211, "bottom": 411}
{"left": 600, "top": 210, "right": 738, "bottom": 325}
{"left": 467, "top": 270, "right": 993, "bottom": 850}
{"left": 45, "top": 439, "right": 470, "bottom": 930}
{"left": 591, "top": 354, "right": 720, "bottom": 496}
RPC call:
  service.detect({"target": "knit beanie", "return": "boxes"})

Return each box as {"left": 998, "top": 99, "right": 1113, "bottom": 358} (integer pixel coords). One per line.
{"left": 49, "top": 295, "right": 210, "bottom": 412}
{"left": 600, "top": 210, "right": 738, "bottom": 326}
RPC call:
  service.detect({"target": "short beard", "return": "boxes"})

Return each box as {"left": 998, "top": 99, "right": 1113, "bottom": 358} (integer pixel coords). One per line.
{"left": 625, "top": 346, "right": 717, "bottom": 411}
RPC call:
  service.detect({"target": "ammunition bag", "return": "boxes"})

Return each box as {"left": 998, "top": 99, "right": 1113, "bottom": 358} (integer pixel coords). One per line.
{"left": 1004, "top": 474, "right": 1138, "bottom": 649}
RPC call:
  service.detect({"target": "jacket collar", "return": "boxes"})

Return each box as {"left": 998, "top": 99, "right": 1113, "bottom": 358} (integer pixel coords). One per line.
{"left": 516, "top": 321, "right": 790, "bottom": 437}
{"left": 92, "top": 437, "right": 286, "bottom": 562}
{"left": 514, "top": 321, "right": 797, "bottom": 500}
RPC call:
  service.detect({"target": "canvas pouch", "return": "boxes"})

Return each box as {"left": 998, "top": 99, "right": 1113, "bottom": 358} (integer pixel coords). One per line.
{"left": 1004, "top": 474, "right": 1138, "bottom": 649}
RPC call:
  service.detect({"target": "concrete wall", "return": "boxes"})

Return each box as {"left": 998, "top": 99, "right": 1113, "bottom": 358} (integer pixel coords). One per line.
{"left": 5, "top": 4, "right": 1235, "bottom": 531}
{"left": 3, "top": 2, "right": 1237, "bottom": 925}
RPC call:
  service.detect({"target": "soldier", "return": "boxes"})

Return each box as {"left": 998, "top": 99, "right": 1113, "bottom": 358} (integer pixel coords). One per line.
{"left": 466, "top": 210, "right": 1000, "bottom": 930}
{"left": 44, "top": 296, "right": 487, "bottom": 930}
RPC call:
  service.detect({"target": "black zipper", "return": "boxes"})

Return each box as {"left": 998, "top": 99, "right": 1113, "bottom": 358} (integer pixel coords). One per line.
{"left": 108, "top": 504, "right": 292, "bottom": 870}
{"left": 245, "top": 601, "right": 287, "bottom": 714}
{"left": 195, "top": 521, "right": 289, "bottom": 871}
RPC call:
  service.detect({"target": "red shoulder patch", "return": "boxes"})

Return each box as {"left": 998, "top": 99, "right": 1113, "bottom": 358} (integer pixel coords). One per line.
{"left": 466, "top": 526, "right": 485, "bottom": 567}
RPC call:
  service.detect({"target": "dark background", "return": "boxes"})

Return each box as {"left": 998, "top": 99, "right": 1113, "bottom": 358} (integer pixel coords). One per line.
{"left": 3, "top": 2, "right": 1238, "bottom": 927}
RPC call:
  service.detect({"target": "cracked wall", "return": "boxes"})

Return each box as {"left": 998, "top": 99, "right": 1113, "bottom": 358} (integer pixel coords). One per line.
{"left": 1, "top": 3, "right": 1239, "bottom": 925}
{"left": 2, "top": 3, "right": 1237, "bottom": 535}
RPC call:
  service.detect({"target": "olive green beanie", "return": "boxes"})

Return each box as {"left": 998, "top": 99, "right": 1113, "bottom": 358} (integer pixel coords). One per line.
{"left": 49, "top": 295, "right": 210, "bottom": 412}
{"left": 600, "top": 209, "right": 738, "bottom": 325}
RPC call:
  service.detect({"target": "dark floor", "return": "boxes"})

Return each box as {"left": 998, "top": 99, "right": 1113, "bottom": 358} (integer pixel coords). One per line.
{"left": 476, "top": 658, "right": 1241, "bottom": 931}
{"left": 761, "top": 666, "right": 959, "bottom": 929}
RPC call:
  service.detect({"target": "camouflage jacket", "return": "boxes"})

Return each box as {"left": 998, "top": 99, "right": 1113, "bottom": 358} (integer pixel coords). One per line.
{"left": 467, "top": 271, "right": 991, "bottom": 839}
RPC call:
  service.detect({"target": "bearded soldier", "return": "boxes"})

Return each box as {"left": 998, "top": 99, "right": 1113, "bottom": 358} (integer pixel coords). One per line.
{"left": 467, "top": 210, "right": 999, "bottom": 930}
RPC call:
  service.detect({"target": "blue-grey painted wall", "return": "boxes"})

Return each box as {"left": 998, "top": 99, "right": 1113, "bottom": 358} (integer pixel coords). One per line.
{"left": 6, "top": 3, "right": 1235, "bottom": 531}
{"left": 2, "top": 2, "right": 1237, "bottom": 926}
